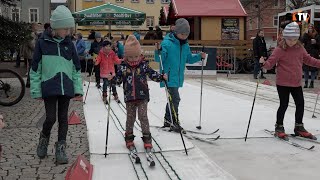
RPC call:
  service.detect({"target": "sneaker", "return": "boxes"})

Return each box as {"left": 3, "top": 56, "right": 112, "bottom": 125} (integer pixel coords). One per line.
{"left": 37, "top": 132, "right": 49, "bottom": 159}
{"left": 275, "top": 124, "right": 288, "bottom": 140}
{"left": 294, "top": 123, "right": 317, "bottom": 140}
{"left": 55, "top": 140, "right": 68, "bottom": 164}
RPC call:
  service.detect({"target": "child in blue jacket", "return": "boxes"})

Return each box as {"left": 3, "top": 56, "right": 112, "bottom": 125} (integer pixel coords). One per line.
{"left": 155, "top": 18, "right": 206, "bottom": 132}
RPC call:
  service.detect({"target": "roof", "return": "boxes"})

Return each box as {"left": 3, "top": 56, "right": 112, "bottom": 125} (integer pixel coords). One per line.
{"left": 163, "top": 6, "right": 169, "bottom": 19}
{"left": 172, "top": 0, "right": 247, "bottom": 17}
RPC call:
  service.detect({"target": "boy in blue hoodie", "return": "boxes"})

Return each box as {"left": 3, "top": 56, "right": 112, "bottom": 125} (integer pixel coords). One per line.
{"left": 155, "top": 18, "right": 206, "bottom": 132}
{"left": 30, "top": 5, "right": 83, "bottom": 164}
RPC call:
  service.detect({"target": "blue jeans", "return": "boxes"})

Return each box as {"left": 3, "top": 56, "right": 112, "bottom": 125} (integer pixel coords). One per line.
{"left": 303, "top": 70, "right": 316, "bottom": 82}
{"left": 253, "top": 57, "right": 264, "bottom": 78}
{"left": 164, "top": 87, "right": 181, "bottom": 125}
{"left": 102, "top": 78, "right": 117, "bottom": 95}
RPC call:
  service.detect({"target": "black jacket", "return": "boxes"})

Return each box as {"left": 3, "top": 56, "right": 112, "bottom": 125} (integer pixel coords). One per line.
{"left": 301, "top": 33, "right": 320, "bottom": 71}
{"left": 89, "top": 40, "right": 103, "bottom": 55}
{"left": 253, "top": 36, "right": 267, "bottom": 58}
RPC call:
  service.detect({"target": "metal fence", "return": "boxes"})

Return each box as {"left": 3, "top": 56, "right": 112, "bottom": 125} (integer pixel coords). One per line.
{"left": 215, "top": 46, "right": 236, "bottom": 73}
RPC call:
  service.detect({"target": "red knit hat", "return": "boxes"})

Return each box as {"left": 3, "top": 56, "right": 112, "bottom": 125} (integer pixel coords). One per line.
{"left": 124, "top": 35, "right": 142, "bottom": 57}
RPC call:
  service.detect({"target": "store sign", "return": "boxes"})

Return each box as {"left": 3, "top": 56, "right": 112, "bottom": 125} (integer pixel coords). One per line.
{"left": 292, "top": 11, "right": 310, "bottom": 23}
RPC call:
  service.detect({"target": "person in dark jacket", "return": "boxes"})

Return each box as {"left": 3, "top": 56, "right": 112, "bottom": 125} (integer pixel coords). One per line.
{"left": 144, "top": 27, "right": 157, "bottom": 40}
{"left": 155, "top": 25, "right": 163, "bottom": 40}
{"left": 30, "top": 5, "right": 83, "bottom": 164}
{"left": 76, "top": 33, "right": 86, "bottom": 72}
{"left": 116, "top": 35, "right": 167, "bottom": 153}
{"left": 301, "top": 24, "right": 320, "bottom": 88}
{"left": 89, "top": 32, "right": 103, "bottom": 88}
{"left": 253, "top": 30, "right": 267, "bottom": 79}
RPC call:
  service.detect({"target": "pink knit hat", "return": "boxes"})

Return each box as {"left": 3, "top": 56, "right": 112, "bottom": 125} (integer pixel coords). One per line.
{"left": 124, "top": 35, "right": 142, "bottom": 57}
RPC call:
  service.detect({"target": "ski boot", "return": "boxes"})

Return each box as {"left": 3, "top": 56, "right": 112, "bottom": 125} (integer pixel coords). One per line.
{"left": 142, "top": 133, "right": 155, "bottom": 167}
{"left": 275, "top": 124, "right": 288, "bottom": 140}
{"left": 294, "top": 123, "right": 317, "bottom": 140}
{"left": 102, "top": 91, "right": 108, "bottom": 103}
{"left": 170, "top": 124, "right": 186, "bottom": 134}
{"left": 37, "top": 132, "right": 50, "bottom": 159}
{"left": 125, "top": 132, "right": 140, "bottom": 163}
{"left": 304, "top": 81, "right": 308, "bottom": 88}
{"left": 113, "top": 93, "right": 120, "bottom": 103}
{"left": 55, "top": 140, "right": 68, "bottom": 164}
{"left": 309, "top": 81, "right": 314, "bottom": 88}
{"left": 162, "top": 118, "right": 171, "bottom": 128}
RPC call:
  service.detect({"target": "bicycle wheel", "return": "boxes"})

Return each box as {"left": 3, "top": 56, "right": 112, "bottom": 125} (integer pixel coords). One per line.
{"left": 235, "top": 58, "right": 243, "bottom": 73}
{"left": 0, "top": 69, "right": 25, "bottom": 106}
{"left": 242, "top": 58, "right": 255, "bottom": 74}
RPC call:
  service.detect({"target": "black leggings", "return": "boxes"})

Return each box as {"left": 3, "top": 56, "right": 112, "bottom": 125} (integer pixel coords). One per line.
{"left": 42, "top": 96, "right": 70, "bottom": 141}
{"left": 276, "top": 85, "right": 304, "bottom": 125}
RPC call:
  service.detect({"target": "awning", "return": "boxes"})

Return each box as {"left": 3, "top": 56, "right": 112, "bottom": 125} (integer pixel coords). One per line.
{"left": 73, "top": 2, "right": 146, "bottom": 28}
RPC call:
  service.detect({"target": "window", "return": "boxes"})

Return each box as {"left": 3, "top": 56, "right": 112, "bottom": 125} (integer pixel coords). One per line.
{"left": 116, "top": 0, "right": 124, "bottom": 2}
{"left": 131, "top": 0, "right": 139, "bottom": 3}
{"left": 274, "top": 0, "right": 279, "bottom": 7}
{"left": 146, "top": 0, "right": 154, "bottom": 3}
{"left": 161, "top": 0, "right": 170, "bottom": 3}
{"left": 146, "top": 16, "right": 154, "bottom": 27}
{"left": 11, "top": 8, "right": 20, "bottom": 22}
{"left": 273, "top": 15, "right": 278, "bottom": 27}
{"left": 29, "top": 8, "right": 39, "bottom": 23}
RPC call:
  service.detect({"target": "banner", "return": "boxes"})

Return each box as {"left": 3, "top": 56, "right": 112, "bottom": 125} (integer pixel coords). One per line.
{"left": 185, "top": 46, "right": 217, "bottom": 75}
{"left": 221, "top": 18, "right": 240, "bottom": 40}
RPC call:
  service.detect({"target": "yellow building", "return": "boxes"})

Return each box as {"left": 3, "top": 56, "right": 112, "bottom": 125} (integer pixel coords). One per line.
{"left": 69, "top": 0, "right": 170, "bottom": 37}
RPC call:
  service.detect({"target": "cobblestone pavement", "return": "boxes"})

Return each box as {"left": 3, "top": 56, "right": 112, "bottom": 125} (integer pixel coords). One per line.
{"left": 0, "top": 62, "right": 89, "bottom": 180}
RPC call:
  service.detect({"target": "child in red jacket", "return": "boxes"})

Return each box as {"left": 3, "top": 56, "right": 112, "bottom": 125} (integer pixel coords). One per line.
{"left": 260, "top": 22, "right": 320, "bottom": 140}
{"left": 95, "top": 40, "right": 122, "bottom": 103}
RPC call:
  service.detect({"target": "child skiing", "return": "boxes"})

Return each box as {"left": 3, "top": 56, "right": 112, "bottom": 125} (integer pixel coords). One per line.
{"left": 95, "top": 40, "right": 122, "bottom": 103}
{"left": 154, "top": 18, "right": 206, "bottom": 132}
{"left": 116, "top": 35, "right": 167, "bottom": 165}
{"left": 30, "top": 5, "right": 83, "bottom": 164}
{"left": 260, "top": 22, "right": 320, "bottom": 140}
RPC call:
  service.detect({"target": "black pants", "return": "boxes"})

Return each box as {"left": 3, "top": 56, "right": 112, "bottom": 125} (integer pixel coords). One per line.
{"left": 276, "top": 85, "right": 304, "bottom": 125}
{"left": 42, "top": 96, "right": 70, "bottom": 141}
{"left": 94, "top": 64, "right": 100, "bottom": 84}
{"left": 164, "top": 87, "right": 181, "bottom": 125}
{"left": 254, "top": 58, "right": 264, "bottom": 78}
{"left": 80, "top": 59, "right": 86, "bottom": 73}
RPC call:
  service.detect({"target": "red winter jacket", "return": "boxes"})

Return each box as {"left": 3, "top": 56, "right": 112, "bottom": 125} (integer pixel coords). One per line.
{"left": 96, "top": 49, "right": 122, "bottom": 78}
{"left": 263, "top": 45, "right": 320, "bottom": 87}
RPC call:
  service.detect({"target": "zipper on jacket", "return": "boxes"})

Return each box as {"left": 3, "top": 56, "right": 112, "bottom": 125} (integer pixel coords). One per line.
{"left": 179, "top": 45, "right": 182, "bottom": 85}
{"left": 132, "top": 69, "right": 136, "bottom": 100}
{"left": 60, "top": 72, "right": 64, "bottom": 95}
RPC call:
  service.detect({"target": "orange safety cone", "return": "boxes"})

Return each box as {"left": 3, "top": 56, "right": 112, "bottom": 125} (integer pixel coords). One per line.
{"left": 65, "top": 155, "right": 93, "bottom": 180}
{"left": 68, "top": 111, "right": 81, "bottom": 125}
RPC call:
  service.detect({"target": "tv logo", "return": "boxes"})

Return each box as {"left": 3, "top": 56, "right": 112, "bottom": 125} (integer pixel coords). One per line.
{"left": 292, "top": 12, "right": 310, "bottom": 23}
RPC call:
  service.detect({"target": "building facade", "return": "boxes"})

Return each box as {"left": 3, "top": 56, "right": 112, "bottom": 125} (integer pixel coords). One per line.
{"left": 0, "top": 0, "right": 50, "bottom": 24}
{"left": 244, "top": 0, "right": 286, "bottom": 47}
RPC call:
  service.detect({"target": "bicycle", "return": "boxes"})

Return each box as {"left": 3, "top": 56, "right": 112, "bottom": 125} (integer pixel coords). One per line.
{"left": 242, "top": 48, "right": 255, "bottom": 74}
{"left": 0, "top": 69, "right": 25, "bottom": 106}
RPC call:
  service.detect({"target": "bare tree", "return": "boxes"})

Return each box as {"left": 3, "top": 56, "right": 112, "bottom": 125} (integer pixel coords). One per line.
{"left": 241, "top": 0, "right": 280, "bottom": 29}
{"left": 0, "top": 0, "right": 19, "bottom": 6}
{"left": 287, "top": 0, "right": 320, "bottom": 9}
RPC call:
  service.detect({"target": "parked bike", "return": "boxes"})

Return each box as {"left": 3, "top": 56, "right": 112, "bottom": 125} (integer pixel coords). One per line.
{"left": 0, "top": 69, "right": 25, "bottom": 106}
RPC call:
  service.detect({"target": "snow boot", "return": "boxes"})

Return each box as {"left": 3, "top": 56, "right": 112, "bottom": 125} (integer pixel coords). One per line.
{"left": 102, "top": 91, "right": 108, "bottom": 102}
{"left": 113, "top": 93, "right": 120, "bottom": 102}
{"left": 37, "top": 132, "right": 49, "bottom": 159}
{"left": 125, "top": 132, "right": 135, "bottom": 149}
{"left": 55, "top": 140, "right": 68, "bottom": 164}
{"left": 309, "top": 81, "right": 314, "bottom": 88}
{"left": 294, "top": 123, "right": 317, "bottom": 140}
{"left": 170, "top": 124, "right": 186, "bottom": 134}
{"left": 304, "top": 81, "right": 308, "bottom": 88}
{"left": 162, "top": 118, "right": 171, "bottom": 128}
{"left": 274, "top": 124, "right": 288, "bottom": 140}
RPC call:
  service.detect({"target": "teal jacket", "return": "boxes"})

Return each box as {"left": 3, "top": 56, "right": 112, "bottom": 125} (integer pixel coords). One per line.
{"left": 30, "top": 31, "right": 83, "bottom": 99}
{"left": 154, "top": 33, "right": 201, "bottom": 87}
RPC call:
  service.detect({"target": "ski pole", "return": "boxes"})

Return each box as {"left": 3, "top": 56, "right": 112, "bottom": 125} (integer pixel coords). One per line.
{"left": 312, "top": 92, "right": 319, "bottom": 118}
{"left": 245, "top": 70, "right": 261, "bottom": 141}
{"left": 197, "top": 46, "right": 205, "bottom": 130}
{"left": 105, "top": 74, "right": 113, "bottom": 158}
{"left": 83, "top": 65, "right": 95, "bottom": 104}
{"left": 158, "top": 48, "right": 188, "bottom": 155}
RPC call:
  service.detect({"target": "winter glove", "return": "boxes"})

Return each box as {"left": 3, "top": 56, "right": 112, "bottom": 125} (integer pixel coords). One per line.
{"left": 160, "top": 73, "right": 168, "bottom": 81}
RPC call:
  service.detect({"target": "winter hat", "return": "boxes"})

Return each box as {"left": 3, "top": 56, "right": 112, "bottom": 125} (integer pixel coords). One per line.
{"left": 50, "top": 5, "right": 75, "bottom": 29}
{"left": 282, "top": 22, "right": 300, "bottom": 38}
{"left": 174, "top": 18, "right": 190, "bottom": 35}
{"left": 95, "top": 32, "right": 102, "bottom": 38}
{"left": 124, "top": 35, "right": 142, "bottom": 57}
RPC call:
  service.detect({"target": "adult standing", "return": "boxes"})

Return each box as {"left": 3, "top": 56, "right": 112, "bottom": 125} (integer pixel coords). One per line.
{"left": 155, "top": 25, "right": 163, "bottom": 40}
{"left": 76, "top": 33, "right": 86, "bottom": 72}
{"left": 253, "top": 30, "right": 267, "bottom": 79}
{"left": 89, "top": 32, "right": 104, "bottom": 88}
{"left": 144, "top": 27, "right": 157, "bottom": 40}
{"left": 301, "top": 24, "right": 320, "bottom": 88}
{"left": 24, "top": 23, "right": 37, "bottom": 88}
